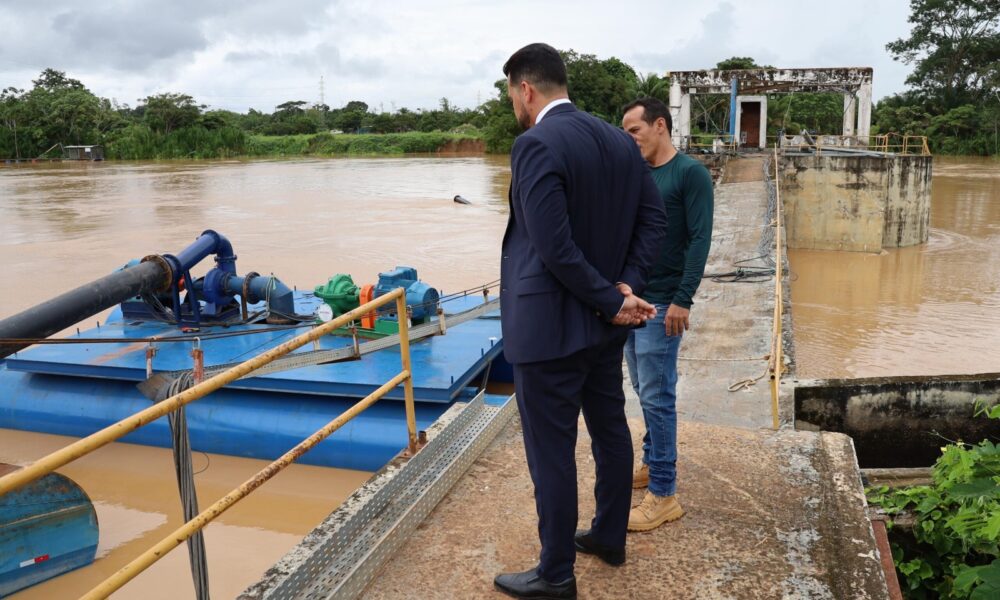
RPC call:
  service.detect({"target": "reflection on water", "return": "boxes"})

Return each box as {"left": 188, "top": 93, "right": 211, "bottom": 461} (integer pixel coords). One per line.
{"left": 0, "top": 156, "right": 511, "bottom": 598}
{"left": 790, "top": 156, "right": 1000, "bottom": 378}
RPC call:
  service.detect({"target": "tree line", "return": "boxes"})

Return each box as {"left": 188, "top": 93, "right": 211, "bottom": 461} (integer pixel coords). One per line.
{"left": 1, "top": 0, "right": 995, "bottom": 160}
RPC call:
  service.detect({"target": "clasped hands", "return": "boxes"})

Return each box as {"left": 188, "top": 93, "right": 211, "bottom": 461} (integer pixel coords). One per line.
{"left": 611, "top": 283, "right": 656, "bottom": 326}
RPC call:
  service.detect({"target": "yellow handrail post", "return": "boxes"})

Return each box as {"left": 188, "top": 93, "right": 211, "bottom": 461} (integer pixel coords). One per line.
{"left": 0, "top": 288, "right": 406, "bottom": 497}
{"left": 769, "top": 148, "right": 784, "bottom": 430}
{"left": 395, "top": 293, "right": 418, "bottom": 455}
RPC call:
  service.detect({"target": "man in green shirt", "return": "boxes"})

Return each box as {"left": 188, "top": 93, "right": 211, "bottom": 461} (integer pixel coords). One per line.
{"left": 620, "top": 97, "right": 714, "bottom": 531}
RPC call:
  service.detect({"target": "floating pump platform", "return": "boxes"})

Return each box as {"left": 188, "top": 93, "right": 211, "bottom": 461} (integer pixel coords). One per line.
{"left": 0, "top": 230, "right": 507, "bottom": 471}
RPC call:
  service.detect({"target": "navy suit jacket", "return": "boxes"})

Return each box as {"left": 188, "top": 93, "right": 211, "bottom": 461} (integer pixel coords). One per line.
{"left": 500, "top": 103, "right": 667, "bottom": 364}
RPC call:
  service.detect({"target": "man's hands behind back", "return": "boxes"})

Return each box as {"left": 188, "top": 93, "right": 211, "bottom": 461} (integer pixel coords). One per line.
{"left": 612, "top": 283, "right": 656, "bottom": 326}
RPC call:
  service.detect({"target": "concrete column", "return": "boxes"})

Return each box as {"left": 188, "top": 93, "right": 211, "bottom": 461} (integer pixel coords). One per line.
{"left": 679, "top": 93, "right": 691, "bottom": 150}
{"left": 856, "top": 82, "right": 872, "bottom": 145}
{"left": 759, "top": 96, "right": 768, "bottom": 149}
{"left": 734, "top": 99, "right": 743, "bottom": 146}
{"left": 842, "top": 93, "right": 857, "bottom": 138}
{"left": 669, "top": 79, "right": 683, "bottom": 141}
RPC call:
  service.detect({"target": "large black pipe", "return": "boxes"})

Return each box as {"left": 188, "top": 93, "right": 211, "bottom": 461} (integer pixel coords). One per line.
{"left": 0, "top": 259, "right": 170, "bottom": 360}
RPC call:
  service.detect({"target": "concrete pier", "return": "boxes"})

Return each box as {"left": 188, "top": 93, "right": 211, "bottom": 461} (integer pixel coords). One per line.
{"left": 780, "top": 154, "right": 933, "bottom": 252}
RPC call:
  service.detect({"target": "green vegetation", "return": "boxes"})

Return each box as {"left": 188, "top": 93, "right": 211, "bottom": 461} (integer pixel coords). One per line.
{"left": 0, "top": 73, "right": 489, "bottom": 160}
{"left": 246, "top": 131, "right": 480, "bottom": 157}
{"left": 876, "top": 0, "right": 1000, "bottom": 155}
{"left": 866, "top": 403, "right": 1000, "bottom": 599}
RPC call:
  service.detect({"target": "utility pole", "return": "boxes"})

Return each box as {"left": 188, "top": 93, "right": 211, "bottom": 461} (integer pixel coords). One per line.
{"left": 319, "top": 75, "right": 325, "bottom": 108}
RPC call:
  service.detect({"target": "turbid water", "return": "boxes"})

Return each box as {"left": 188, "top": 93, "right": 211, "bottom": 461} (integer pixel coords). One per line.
{"left": 788, "top": 156, "right": 1000, "bottom": 379}
{"left": 0, "top": 154, "right": 995, "bottom": 596}
{"left": 0, "top": 156, "right": 510, "bottom": 599}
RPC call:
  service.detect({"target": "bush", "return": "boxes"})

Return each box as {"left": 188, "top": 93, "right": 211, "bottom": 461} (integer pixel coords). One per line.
{"left": 246, "top": 131, "right": 480, "bottom": 156}
{"left": 105, "top": 124, "right": 249, "bottom": 159}
{"left": 867, "top": 403, "right": 1000, "bottom": 599}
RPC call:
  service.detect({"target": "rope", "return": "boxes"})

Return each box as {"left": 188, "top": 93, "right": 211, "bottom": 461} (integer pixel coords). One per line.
{"left": 679, "top": 355, "right": 768, "bottom": 362}
{"left": 727, "top": 364, "right": 771, "bottom": 392}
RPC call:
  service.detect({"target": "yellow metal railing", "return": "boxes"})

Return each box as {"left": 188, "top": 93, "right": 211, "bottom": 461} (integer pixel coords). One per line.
{"left": 871, "top": 133, "right": 931, "bottom": 156}
{"left": 681, "top": 133, "right": 737, "bottom": 153}
{"left": 769, "top": 147, "right": 784, "bottom": 430}
{"left": 777, "top": 132, "right": 931, "bottom": 156}
{"left": 0, "top": 287, "right": 419, "bottom": 598}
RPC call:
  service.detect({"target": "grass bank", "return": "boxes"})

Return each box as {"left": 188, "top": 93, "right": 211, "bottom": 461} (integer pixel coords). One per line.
{"left": 102, "top": 127, "right": 484, "bottom": 160}
{"left": 247, "top": 131, "right": 484, "bottom": 157}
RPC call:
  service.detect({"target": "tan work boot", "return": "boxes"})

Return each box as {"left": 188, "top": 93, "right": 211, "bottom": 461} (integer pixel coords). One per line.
{"left": 632, "top": 463, "right": 649, "bottom": 489}
{"left": 627, "top": 491, "right": 684, "bottom": 532}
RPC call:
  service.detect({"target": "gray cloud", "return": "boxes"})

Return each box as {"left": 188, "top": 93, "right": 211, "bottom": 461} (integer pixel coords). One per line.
{"left": 0, "top": 0, "right": 919, "bottom": 111}
{"left": 51, "top": 6, "right": 208, "bottom": 71}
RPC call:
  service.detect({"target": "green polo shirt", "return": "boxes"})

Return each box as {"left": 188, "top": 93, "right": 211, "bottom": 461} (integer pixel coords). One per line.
{"left": 641, "top": 152, "right": 714, "bottom": 308}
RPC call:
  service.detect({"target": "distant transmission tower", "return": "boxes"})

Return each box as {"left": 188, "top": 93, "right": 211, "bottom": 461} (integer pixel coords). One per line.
{"left": 319, "top": 75, "right": 325, "bottom": 108}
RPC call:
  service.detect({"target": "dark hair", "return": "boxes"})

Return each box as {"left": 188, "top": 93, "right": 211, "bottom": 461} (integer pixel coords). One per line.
{"left": 503, "top": 43, "right": 567, "bottom": 93}
{"left": 623, "top": 97, "right": 672, "bottom": 133}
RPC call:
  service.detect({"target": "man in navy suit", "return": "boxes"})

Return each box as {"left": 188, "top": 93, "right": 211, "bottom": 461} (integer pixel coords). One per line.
{"left": 494, "top": 43, "right": 667, "bottom": 599}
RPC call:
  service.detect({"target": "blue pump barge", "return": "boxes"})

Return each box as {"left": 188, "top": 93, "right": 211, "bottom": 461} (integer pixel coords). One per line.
{"left": 0, "top": 230, "right": 508, "bottom": 595}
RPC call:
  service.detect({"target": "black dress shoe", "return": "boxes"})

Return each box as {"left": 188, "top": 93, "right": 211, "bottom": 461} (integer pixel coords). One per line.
{"left": 574, "top": 529, "right": 626, "bottom": 566}
{"left": 494, "top": 566, "right": 577, "bottom": 599}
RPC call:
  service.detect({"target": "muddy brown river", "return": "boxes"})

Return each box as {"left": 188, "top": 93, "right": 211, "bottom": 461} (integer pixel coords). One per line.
{"left": 0, "top": 156, "right": 511, "bottom": 599}
{"left": 788, "top": 156, "right": 1000, "bottom": 379}
{"left": 0, "top": 154, "right": 996, "bottom": 596}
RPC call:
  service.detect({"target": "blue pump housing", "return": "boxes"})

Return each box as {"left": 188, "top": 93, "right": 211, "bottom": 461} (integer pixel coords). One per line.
{"left": 374, "top": 267, "right": 439, "bottom": 321}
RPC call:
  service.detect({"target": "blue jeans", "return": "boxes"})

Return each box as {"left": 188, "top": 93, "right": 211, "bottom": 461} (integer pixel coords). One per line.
{"left": 624, "top": 304, "right": 680, "bottom": 497}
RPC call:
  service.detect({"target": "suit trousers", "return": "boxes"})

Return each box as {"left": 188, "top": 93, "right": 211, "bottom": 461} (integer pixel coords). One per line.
{"left": 512, "top": 337, "right": 633, "bottom": 582}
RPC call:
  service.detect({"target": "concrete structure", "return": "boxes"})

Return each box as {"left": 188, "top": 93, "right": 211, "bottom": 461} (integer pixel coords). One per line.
{"left": 779, "top": 154, "right": 933, "bottom": 251}
{"left": 668, "top": 67, "right": 874, "bottom": 150}
{"left": 359, "top": 416, "right": 888, "bottom": 599}
{"left": 796, "top": 373, "right": 1000, "bottom": 468}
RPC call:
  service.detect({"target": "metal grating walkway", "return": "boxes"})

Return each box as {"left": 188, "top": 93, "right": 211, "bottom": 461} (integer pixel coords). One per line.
{"left": 258, "top": 392, "right": 516, "bottom": 599}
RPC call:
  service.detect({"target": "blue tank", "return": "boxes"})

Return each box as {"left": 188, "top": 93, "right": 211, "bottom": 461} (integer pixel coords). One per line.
{"left": 0, "top": 465, "right": 99, "bottom": 596}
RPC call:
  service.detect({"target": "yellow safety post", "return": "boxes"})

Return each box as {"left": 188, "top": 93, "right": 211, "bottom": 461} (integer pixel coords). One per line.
{"left": 769, "top": 148, "right": 784, "bottom": 430}
{"left": 80, "top": 370, "right": 410, "bottom": 600}
{"left": 395, "top": 293, "right": 418, "bottom": 455}
{"left": 0, "top": 288, "right": 407, "bottom": 497}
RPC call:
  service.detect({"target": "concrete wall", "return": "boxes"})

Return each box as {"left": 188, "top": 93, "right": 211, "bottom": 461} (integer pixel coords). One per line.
{"left": 883, "top": 154, "right": 933, "bottom": 247}
{"left": 779, "top": 154, "right": 932, "bottom": 252}
{"left": 795, "top": 373, "right": 1000, "bottom": 467}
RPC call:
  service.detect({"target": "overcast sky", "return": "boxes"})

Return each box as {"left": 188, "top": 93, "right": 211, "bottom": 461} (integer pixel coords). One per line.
{"left": 0, "top": 0, "right": 916, "bottom": 113}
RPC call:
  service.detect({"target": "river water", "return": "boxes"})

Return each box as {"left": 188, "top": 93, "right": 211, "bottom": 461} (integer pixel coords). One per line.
{"left": 0, "top": 154, "right": 996, "bottom": 596}
{"left": 0, "top": 156, "right": 511, "bottom": 599}
{"left": 788, "top": 156, "right": 1000, "bottom": 379}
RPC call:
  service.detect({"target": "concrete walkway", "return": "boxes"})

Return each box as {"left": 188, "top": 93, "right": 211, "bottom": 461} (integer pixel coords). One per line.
{"left": 360, "top": 157, "right": 887, "bottom": 598}
{"left": 665, "top": 156, "right": 793, "bottom": 430}
{"left": 362, "top": 416, "right": 885, "bottom": 599}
